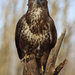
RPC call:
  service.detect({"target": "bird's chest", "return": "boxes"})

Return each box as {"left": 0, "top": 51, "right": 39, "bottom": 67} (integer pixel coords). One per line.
{"left": 20, "top": 8, "right": 50, "bottom": 55}
{"left": 20, "top": 22, "right": 49, "bottom": 46}
{"left": 20, "top": 18, "right": 50, "bottom": 57}
{"left": 26, "top": 8, "right": 47, "bottom": 34}
{"left": 20, "top": 8, "right": 49, "bottom": 46}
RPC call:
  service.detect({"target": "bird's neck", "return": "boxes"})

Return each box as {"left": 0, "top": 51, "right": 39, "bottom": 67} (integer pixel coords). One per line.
{"left": 26, "top": 7, "right": 48, "bottom": 25}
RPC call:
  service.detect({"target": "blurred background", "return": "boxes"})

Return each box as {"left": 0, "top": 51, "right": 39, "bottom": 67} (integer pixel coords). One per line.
{"left": 0, "top": 0, "right": 75, "bottom": 75}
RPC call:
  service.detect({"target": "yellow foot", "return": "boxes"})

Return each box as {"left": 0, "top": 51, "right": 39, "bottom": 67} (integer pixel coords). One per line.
{"left": 21, "top": 54, "right": 30, "bottom": 62}
{"left": 41, "top": 66, "right": 44, "bottom": 74}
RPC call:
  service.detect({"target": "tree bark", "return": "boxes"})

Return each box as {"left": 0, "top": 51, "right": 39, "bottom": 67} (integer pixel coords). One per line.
{"left": 23, "top": 29, "right": 68, "bottom": 75}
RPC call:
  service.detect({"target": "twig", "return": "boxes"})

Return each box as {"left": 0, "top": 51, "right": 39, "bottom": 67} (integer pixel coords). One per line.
{"left": 54, "top": 59, "right": 68, "bottom": 75}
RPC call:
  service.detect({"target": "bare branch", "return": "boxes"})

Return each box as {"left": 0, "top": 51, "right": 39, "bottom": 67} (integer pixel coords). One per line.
{"left": 44, "top": 29, "right": 66, "bottom": 75}
{"left": 54, "top": 59, "right": 68, "bottom": 75}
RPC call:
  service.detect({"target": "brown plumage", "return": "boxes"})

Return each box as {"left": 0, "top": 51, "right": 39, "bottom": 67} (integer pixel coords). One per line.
{"left": 15, "top": 0, "right": 57, "bottom": 71}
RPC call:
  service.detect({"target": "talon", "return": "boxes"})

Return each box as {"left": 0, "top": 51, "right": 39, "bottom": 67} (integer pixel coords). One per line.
{"left": 21, "top": 57, "right": 25, "bottom": 61}
{"left": 20, "top": 60, "right": 22, "bottom": 62}
{"left": 38, "top": 71, "right": 40, "bottom": 75}
{"left": 42, "top": 70, "right": 44, "bottom": 74}
{"left": 29, "top": 55, "right": 31, "bottom": 59}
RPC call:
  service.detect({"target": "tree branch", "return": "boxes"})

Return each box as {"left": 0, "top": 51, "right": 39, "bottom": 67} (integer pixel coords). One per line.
{"left": 44, "top": 29, "right": 66, "bottom": 75}
{"left": 54, "top": 59, "right": 68, "bottom": 75}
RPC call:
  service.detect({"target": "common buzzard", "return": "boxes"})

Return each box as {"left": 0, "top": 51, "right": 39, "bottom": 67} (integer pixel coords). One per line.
{"left": 15, "top": 0, "right": 57, "bottom": 73}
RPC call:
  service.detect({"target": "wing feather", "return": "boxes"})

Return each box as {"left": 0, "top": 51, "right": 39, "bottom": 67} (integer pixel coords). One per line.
{"left": 15, "top": 15, "right": 25, "bottom": 59}
{"left": 48, "top": 16, "right": 57, "bottom": 49}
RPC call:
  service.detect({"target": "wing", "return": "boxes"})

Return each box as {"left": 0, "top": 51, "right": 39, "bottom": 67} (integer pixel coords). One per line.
{"left": 15, "top": 15, "right": 25, "bottom": 59}
{"left": 48, "top": 16, "right": 57, "bottom": 49}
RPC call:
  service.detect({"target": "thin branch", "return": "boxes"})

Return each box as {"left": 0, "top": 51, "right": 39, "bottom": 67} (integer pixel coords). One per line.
{"left": 44, "top": 29, "right": 66, "bottom": 75}
{"left": 54, "top": 59, "right": 68, "bottom": 75}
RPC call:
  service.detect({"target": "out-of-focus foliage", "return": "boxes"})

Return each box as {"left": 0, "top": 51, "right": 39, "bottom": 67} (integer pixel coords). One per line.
{"left": 0, "top": 0, "right": 75, "bottom": 75}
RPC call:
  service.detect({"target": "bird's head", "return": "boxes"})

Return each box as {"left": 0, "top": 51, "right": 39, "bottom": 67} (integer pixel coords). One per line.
{"left": 28, "top": 0, "right": 48, "bottom": 9}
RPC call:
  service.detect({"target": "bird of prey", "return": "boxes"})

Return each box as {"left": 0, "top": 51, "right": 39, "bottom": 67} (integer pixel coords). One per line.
{"left": 15, "top": 0, "right": 57, "bottom": 73}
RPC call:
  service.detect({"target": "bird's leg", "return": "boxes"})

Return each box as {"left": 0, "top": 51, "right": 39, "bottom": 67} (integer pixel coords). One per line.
{"left": 40, "top": 52, "right": 48, "bottom": 74}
